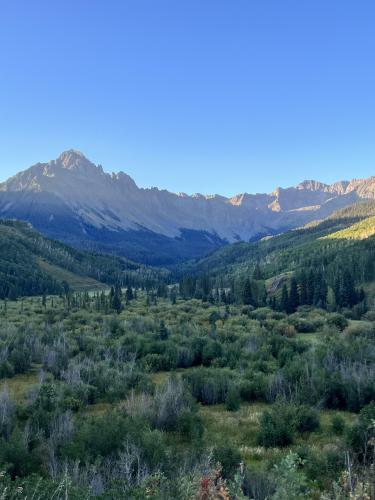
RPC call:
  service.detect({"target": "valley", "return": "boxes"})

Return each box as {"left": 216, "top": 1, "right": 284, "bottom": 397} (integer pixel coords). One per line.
{"left": 0, "top": 163, "right": 375, "bottom": 499}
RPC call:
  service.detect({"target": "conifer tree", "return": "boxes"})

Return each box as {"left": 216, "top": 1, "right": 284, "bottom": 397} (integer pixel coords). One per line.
{"left": 112, "top": 285, "right": 122, "bottom": 314}
{"left": 298, "top": 270, "right": 308, "bottom": 305}
{"left": 252, "top": 264, "right": 263, "bottom": 280}
{"left": 288, "top": 277, "right": 299, "bottom": 313}
{"left": 159, "top": 320, "right": 168, "bottom": 340}
{"left": 125, "top": 287, "right": 133, "bottom": 303}
{"left": 280, "top": 284, "right": 289, "bottom": 312}
{"left": 242, "top": 278, "right": 253, "bottom": 305}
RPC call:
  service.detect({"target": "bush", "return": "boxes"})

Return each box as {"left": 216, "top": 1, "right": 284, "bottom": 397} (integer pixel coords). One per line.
{"left": 289, "top": 315, "right": 322, "bottom": 333}
{"left": 225, "top": 385, "right": 241, "bottom": 411}
{"left": 258, "top": 402, "right": 296, "bottom": 447}
{"left": 295, "top": 405, "right": 320, "bottom": 433}
{"left": 344, "top": 321, "right": 375, "bottom": 339}
{"left": 331, "top": 414, "right": 346, "bottom": 435}
{"left": 274, "top": 322, "right": 297, "bottom": 337}
{"left": 183, "top": 368, "right": 233, "bottom": 405}
{"left": 176, "top": 410, "right": 204, "bottom": 441}
{"left": 213, "top": 444, "right": 241, "bottom": 479}
{"left": 154, "top": 377, "right": 194, "bottom": 431}
{"left": 347, "top": 402, "right": 375, "bottom": 462}
{"left": 240, "top": 374, "right": 268, "bottom": 402}
{"left": 327, "top": 313, "right": 348, "bottom": 332}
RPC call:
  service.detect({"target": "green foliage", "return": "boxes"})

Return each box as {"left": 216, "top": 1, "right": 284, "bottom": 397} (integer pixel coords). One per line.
{"left": 271, "top": 452, "right": 309, "bottom": 500}
{"left": 0, "top": 219, "right": 169, "bottom": 300}
{"left": 347, "top": 402, "right": 375, "bottom": 462}
{"left": 182, "top": 201, "right": 375, "bottom": 315}
{"left": 225, "top": 385, "right": 241, "bottom": 412}
{"left": 294, "top": 405, "right": 320, "bottom": 433}
{"left": 212, "top": 444, "right": 241, "bottom": 479}
{"left": 0, "top": 291, "right": 373, "bottom": 497}
{"left": 331, "top": 414, "right": 346, "bottom": 435}
{"left": 258, "top": 402, "right": 320, "bottom": 447}
{"left": 258, "top": 402, "right": 296, "bottom": 447}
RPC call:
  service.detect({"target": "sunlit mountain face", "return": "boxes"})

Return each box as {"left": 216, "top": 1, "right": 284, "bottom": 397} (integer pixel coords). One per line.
{"left": 0, "top": 149, "right": 373, "bottom": 265}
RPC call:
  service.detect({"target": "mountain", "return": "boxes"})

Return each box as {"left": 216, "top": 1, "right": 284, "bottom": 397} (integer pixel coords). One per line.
{"left": 174, "top": 201, "right": 375, "bottom": 317}
{"left": 1, "top": 149, "right": 374, "bottom": 265}
{"left": 185, "top": 201, "right": 375, "bottom": 293}
{"left": 0, "top": 219, "right": 167, "bottom": 299}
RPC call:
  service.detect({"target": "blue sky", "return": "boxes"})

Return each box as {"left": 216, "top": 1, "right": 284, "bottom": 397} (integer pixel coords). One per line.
{"left": 1, "top": 1, "right": 375, "bottom": 195}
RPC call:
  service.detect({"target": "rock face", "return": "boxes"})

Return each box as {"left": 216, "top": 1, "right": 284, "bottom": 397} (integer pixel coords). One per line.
{"left": 0, "top": 150, "right": 373, "bottom": 264}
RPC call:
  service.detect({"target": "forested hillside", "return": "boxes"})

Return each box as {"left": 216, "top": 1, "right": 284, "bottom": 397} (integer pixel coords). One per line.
{"left": 0, "top": 220, "right": 168, "bottom": 299}
{"left": 189, "top": 201, "right": 375, "bottom": 276}
{"left": 1, "top": 206, "right": 375, "bottom": 498}
{"left": 178, "top": 201, "right": 375, "bottom": 314}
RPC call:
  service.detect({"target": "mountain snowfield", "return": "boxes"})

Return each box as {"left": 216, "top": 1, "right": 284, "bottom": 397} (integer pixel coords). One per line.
{"left": 1, "top": 150, "right": 374, "bottom": 264}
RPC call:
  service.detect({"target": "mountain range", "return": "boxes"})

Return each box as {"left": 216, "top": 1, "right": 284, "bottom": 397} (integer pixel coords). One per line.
{"left": 1, "top": 149, "right": 375, "bottom": 265}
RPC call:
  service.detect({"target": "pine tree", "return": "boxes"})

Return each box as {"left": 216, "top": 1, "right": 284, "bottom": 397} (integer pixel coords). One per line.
{"left": 112, "top": 285, "right": 122, "bottom": 314}
{"left": 341, "top": 269, "right": 357, "bottom": 307}
{"left": 298, "top": 270, "right": 308, "bottom": 305}
{"left": 307, "top": 270, "right": 315, "bottom": 305}
{"left": 170, "top": 288, "right": 177, "bottom": 305}
{"left": 358, "top": 287, "right": 365, "bottom": 302}
{"left": 288, "top": 278, "right": 299, "bottom": 313}
{"left": 125, "top": 287, "right": 133, "bottom": 303}
{"left": 159, "top": 320, "right": 168, "bottom": 340}
{"left": 242, "top": 279, "right": 253, "bottom": 305}
{"left": 326, "top": 286, "right": 336, "bottom": 312}
{"left": 280, "top": 284, "right": 289, "bottom": 313}
{"left": 252, "top": 264, "right": 263, "bottom": 280}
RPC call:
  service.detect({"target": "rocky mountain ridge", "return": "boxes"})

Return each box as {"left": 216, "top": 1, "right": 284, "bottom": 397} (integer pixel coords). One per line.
{"left": 0, "top": 150, "right": 373, "bottom": 264}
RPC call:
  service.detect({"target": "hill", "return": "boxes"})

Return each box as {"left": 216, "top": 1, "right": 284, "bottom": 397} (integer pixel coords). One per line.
{"left": 0, "top": 220, "right": 168, "bottom": 299}
{"left": 185, "top": 201, "right": 375, "bottom": 276}
{"left": 179, "top": 201, "right": 375, "bottom": 311}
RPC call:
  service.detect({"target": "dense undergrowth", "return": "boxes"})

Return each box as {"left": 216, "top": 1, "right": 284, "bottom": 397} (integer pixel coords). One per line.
{"left": 0, "top": 290, "right": 374, "bottom": 499}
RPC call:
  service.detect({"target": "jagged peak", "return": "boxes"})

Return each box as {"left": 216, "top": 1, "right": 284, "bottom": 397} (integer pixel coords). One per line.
{"left": 58, "top": 149, "right": 87, "bottom": 161}
{"left": 111, "top": 171, "right": 138, "bottom": 189}
{"left": 54, "top": 149, "right": 98, "bottom": 172}
{"left": 296, "top": 180, "right": 329, "bottom": 191}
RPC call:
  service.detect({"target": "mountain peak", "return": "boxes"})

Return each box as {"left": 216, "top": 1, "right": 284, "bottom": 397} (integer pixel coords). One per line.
{"left": 297, "top": 180, "right": 329, "bottom": 191}
{"left": 56, "top": 149, "right": 97, "bottom": 171}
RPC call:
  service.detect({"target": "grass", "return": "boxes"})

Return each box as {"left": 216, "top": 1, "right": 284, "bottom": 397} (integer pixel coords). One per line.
{"left": 85, "top": 402, "right": 113, "bottom": 416}
{"left": 200, "top": 402, "right": 268, "bottom": 444}
{"left": 0, "top": 365, "right": 40, "bottom": 401}
{"left": 198, "top": 401, "right": 357, "bottom": 469}
{"left": 38, "top": 258, "right": 108, "bottom": 291}
{"left": 296, "top": 332, "right": 321, "bottom": 344}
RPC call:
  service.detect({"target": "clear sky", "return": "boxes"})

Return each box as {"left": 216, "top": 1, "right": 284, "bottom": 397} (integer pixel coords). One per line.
{"left": 1, "top": 1, "right": 375, "bottom": 195}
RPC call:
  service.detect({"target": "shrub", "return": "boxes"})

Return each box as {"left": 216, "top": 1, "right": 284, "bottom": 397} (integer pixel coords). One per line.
{"left": 225, "top": 385, "right": 241, "bottom": 411}
{"left": 274, "top": 322, "right": 297, "bottom": 337}
{"left": 176, "top": 410, "right": 204, "bottom": 441}
{"left": 240, "top": 374, "right": 268, "bottom": 402}
{"left": 154, "top": 377, "right": 194, "bottom": 431}
{"left": 331, "top": 414, "right": 346, "bottom": 435}
{"left": 183, "top": 368, "right": 233, "bottom": 405}
{"left": 289, "top": 316, "right": 319, "bottom": 333}
{"left": 347, "top": 402, "right": 375, "bottom": 462}
{"left": 344, "top": 321, "right": 375, "bottom": 339}
{"left": 295, "top": 405, "right": 320, "bottom": 433}
{"left": 258, "top": 402, "right": 296, "bottom": 447}
{"left": 327, "top": 313, "right": 348, "bottom": 332}
{"left": 212, "top": 444, "right": 241, "bottom": 479}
